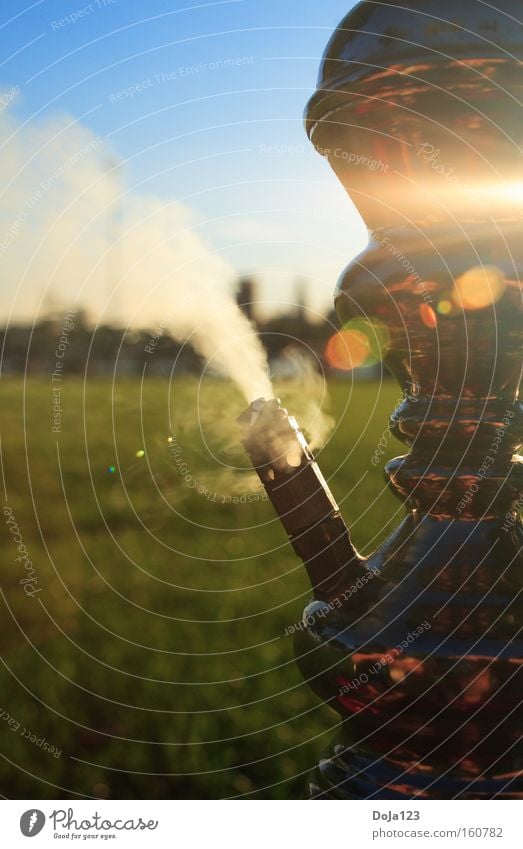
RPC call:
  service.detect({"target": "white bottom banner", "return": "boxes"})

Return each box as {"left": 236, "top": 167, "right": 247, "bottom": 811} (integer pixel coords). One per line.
{"left": 0, "top": 799, "right": 520, "bottom": 848}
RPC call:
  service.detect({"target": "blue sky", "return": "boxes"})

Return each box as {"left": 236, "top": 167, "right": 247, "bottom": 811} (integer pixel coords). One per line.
{"left": 1, "top": 0, "right": 366, "bottom": 321}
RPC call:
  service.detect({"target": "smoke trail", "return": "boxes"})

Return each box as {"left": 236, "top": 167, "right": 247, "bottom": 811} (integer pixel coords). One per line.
{"left": 0, "top": 102, "right": 271, "bottom": 403}
{"left": 164, "top": 346, "right": 335, "bottom": 504}
{"left": 273, "top": 347, "right": 334, "bottom": 451}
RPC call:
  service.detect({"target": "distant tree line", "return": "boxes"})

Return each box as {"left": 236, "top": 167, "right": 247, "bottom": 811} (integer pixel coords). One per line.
{"left": 0, "top": 278, "right": 383, "bottom": 378}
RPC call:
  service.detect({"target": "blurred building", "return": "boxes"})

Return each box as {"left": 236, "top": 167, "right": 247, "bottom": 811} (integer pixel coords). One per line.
{"left": 0, "top": 276, "right": 388, "bottom": 380}
{"left": 236, "top": 276, "right": 257, "bottom": 324}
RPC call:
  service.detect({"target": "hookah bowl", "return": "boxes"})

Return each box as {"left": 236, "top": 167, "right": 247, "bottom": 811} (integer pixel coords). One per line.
{"left": 241, "top": 0, "right": 523, "bottom": 798}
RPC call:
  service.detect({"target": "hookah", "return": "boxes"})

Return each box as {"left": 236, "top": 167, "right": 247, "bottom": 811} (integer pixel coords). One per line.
{"left": 239, "top": 0, "right": 522, "bottom": 798}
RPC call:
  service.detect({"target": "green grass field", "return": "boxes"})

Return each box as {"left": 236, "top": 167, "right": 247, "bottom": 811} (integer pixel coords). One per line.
{"left": 0, "top": 376, "right": 402, "bottom": 799}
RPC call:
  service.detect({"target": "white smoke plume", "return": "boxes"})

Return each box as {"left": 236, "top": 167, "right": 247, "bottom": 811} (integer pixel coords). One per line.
{"left": 273, "top": 347, "right": 334, "bottom": 451}
{"left": 0, "top": 102, "right": 271, "bottom": 402}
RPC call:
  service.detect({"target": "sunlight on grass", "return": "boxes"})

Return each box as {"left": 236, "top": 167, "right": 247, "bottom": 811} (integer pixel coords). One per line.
{"left": 0, "top": 377, "right": 401, "bottom": 798}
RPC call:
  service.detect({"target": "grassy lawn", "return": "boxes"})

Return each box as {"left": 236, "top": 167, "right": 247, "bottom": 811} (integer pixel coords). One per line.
{"left": 0, "top": 375, "right": 402, "bottom": 799}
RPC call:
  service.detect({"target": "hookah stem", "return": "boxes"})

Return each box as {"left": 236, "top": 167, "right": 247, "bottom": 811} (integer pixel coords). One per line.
{"left": 238, "top": 398, "right": 359, "bottom": 601}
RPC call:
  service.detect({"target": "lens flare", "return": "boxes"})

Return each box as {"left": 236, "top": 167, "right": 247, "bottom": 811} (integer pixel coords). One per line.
{"left": 453, "top": 265, "right": 506, "bottom": 311}
{"left": 136, "top": 450, "right": 145, "bottom": 458}
{"left": 325, "top": 319, "right": 389, "bottom": 370}
{"left": 437, "top": 299, "right": 453, "bottom": 316}
{"left": 107, "top": 465, "right": 116, "bottom": 474}
{"left": 325, "top": 329, "right": 369, "bottom": 370}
